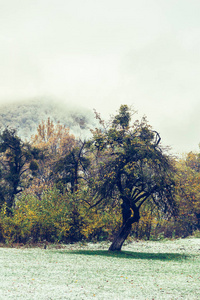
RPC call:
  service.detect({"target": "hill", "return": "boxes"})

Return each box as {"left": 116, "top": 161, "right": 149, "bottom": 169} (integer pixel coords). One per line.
{"left": 0, "top": 98, "right": 96, "bottom": 139}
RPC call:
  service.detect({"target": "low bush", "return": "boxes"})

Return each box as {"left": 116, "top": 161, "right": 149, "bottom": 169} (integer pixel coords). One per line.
{"left": 0, "top": 187, "right": 121, "bottom": 244}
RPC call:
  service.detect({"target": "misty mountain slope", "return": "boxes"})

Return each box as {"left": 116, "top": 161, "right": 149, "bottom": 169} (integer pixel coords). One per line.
{"left": 0, "top": 98, "right": 97, "bottom": 139}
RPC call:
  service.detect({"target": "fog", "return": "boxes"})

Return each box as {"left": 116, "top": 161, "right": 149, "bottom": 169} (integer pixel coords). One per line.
{"left": 1, "top": 0, "right": 200, "bottom": 155}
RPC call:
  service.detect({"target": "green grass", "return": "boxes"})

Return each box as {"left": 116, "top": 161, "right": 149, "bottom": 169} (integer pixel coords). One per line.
{"left": 0, "top": 238, "right": 199, "bottom": 299}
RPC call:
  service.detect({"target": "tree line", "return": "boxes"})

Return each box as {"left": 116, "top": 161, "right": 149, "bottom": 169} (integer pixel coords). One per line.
{"left": 0, "top": 105, "right": 199, "bottom": 251}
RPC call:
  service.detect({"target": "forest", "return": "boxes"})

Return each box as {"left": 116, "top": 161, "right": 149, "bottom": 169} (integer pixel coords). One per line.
{"left": 0, "top": 103, "right": 199, "bottom": 251}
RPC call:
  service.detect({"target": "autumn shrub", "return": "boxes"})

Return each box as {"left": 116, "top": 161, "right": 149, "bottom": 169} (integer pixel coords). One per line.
{"left": 171, "top": 155, "right": 200, "bottom": 238}
{"left": 0, "top": 187, "right": 122, "bottom": 244}
{"left": 130, "top": 202, "right": 159, "bottom": 240}
{"left": 0, "top": 188, "right": 69, "bottom": 243}
{"left": 85, "top": 207, "right": 122, "bottom": 242}
{"left": 193, "top": 229, "right": 200, "bottom": 238}
{"left": 62, "top": 189, "right": 122, "bottom": 242}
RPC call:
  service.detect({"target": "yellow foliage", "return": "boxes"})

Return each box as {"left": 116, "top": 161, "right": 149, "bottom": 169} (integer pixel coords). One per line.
{"left": 31, "top": 117, "right": 76, "bottom": 157}
{"left": 0, "top": 187, "right": 122, "bottom": 244}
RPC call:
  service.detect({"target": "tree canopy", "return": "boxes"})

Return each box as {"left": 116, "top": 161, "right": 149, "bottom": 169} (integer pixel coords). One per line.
{"left": 0, "top": 128, "right": 40, "bottom": 214}
{"left": 90, "top": 105, "right": 176, "bottom": 250}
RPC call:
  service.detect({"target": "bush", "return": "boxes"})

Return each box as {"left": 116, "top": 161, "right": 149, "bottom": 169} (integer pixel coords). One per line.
{"left": 0, "top": 187, "right": 122, "bottom": 244}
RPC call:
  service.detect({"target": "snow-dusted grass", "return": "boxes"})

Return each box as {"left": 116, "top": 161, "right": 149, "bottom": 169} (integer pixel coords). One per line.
{"left": 0, "top": 238, "right": 199, "bottom": 299}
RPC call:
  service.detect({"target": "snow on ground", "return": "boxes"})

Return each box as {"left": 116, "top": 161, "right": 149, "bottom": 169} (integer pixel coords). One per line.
{"left": 0, "top": 238, "right": 199, "bottom": 299}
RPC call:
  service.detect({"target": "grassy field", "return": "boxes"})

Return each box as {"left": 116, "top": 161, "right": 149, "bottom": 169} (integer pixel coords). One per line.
{"left": 0, "top": 238, "right": 199, "bottom": 299}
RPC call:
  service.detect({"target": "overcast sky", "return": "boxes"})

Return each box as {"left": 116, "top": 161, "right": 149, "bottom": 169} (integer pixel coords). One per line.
{"left": 0, "top": 0, "right": 200, "bottom": 155}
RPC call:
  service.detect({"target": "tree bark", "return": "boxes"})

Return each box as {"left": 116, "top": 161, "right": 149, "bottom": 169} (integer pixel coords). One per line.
{"left": 109, "top": 219, "right": 132, "bottom": 251}
{"left": 109, "top": 210, "right": 140, "bottom": 251}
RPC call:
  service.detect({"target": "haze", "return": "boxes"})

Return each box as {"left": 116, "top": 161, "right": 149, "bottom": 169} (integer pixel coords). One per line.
{"left": 0, "top": 0, "right": 200, "bottom": 155}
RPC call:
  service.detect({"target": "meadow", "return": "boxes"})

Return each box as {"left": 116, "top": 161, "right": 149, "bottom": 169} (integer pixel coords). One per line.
{"left": 0, "top": 238, "right": 199, "bottom": 300}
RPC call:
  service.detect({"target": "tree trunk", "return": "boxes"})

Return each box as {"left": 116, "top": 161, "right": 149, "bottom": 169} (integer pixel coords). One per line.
{"left": 109, "top": 219, "right": 133, "bottom": 251}
{"left": 109, "top": 209, "right": 140, "bottom": 251}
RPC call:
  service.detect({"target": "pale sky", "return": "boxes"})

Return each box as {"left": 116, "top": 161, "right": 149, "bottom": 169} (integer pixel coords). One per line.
{"left": 0, "top": 0, "right": 200, "bottom": 155}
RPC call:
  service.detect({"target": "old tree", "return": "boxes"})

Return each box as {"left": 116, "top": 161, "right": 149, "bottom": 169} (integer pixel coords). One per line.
{"left": 90, "top": 105, "right": 176, "bottom": 251}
